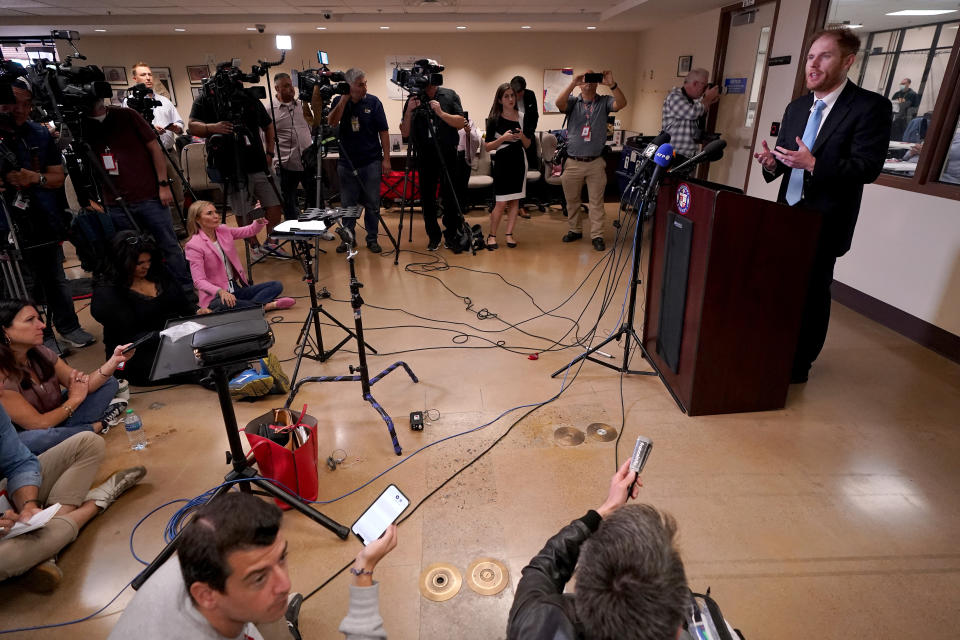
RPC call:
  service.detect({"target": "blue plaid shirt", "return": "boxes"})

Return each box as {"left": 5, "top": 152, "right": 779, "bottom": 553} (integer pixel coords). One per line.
{"left": 661, "top": 87, "right": 706, "bottom": 158}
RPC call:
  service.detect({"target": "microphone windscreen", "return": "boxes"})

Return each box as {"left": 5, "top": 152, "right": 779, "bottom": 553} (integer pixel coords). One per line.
{"left": 650, "top": 130, "right": 671, "bottom": 146}
{"left": 653, "top": 143, "right": 674, "bottom": 168}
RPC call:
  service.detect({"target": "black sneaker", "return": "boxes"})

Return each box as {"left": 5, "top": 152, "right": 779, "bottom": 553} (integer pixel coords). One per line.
{"left": 427, "top": 240, "right": 441, "bottom": 251}
{"left": 562, "top": 231, "right": 583, "bottom": 243}
{"left": 367, "top": 241, "right": 382, "bottom": 253}
{"left": 592, "top": 237, "right": 606, "bottom": 251}
{"left": 336, "top": 240, "right": 357, "bottom": 254}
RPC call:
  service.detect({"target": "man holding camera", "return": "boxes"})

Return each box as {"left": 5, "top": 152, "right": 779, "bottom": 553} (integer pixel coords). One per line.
{"left": 507, "top": 460, "right": 690, "bottom": 640}
{"left": 188, "top": 64, "right": 286, "bottom": 258}
{"left": 557, "top": 69, "right": 627, "bottom": 252}
{"left": 83, "top": 98, "right": 193, "bottom": 289}
{"left": 329, "top": 68, "right": 391, "bottom": 254}
{"left": 661, "top": 68, "right": 720, "bottom": 163}
{"left": 0, "top": 81, "right": 97, "bottom": 350}
{"left": 399, "top": 70, "right": 466, "bottom": 252}
{"left": 124, "top": 62, "right": 185, "bottom": 213}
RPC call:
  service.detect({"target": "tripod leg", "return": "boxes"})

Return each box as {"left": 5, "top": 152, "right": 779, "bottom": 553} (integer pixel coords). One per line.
{"left": 369, "top": 360, "right": 419, "bottom": 385}
{"left": 364, "top": 392, "right": 402, "bottom": 455}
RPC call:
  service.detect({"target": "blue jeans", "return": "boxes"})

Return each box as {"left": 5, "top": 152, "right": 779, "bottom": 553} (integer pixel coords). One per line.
{"left": 337, "top": 161, "right": 383, "bottom": 244}
{"left": 18, "top": 377, "right": 119, "bottom": 455}
{"left": 208, "top": 280, "right": 283, "bottom": 312}
{"left": 108, "top": 198, "right": 191, "bottom": 287}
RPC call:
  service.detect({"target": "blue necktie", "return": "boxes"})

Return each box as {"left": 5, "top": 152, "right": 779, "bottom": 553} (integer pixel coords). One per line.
{"left": 786, "top": 99, "right": 826, "bottom": 206}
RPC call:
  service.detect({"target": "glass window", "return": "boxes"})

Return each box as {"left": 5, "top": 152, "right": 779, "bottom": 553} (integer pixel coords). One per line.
{"left": 938, "top": 116, "right": 960, "bottom": 185}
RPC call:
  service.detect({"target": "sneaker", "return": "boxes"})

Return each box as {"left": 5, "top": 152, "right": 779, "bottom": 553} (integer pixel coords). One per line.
{"left": 100, "top": 399, "right": 128, "bottom": 432}
{"left": 85, "top": 465, "right": 147, "bottom": 511}
{"left": 562, "top": 231, "right": 583, "bottom": 243}
{"left": 58, "top": 327, "right": 96, "bottom": 348}
{"left": 42, "top": 336, "right": 72, "bottom": 357}
{"left": 592, "top": 237, "right": 606, "bottom": 252}
{"left": 336, "top": 240, "right": 357, "bottom": 254}
{"left": 272, "top": 297, "right": 296, "bottom": 310}
{"left": 261, "top": 353, "right": 290, "bottom": 394}
{"left": 229, "top": 369, "right": 275, "bottom": 398}
{"left": 116, "top": 379, "right": 130, "bottom": 402}
{"left": 320, "top": 231, "right": 336, "bottom": 241}
{"left": 21, "top": 558, "right": 62, "bottom": 593}
{"left": 427, "top": 240, "right": 441, "bottom": 251}
{"left": 367, "top": 241, "right": 382, "bottom": 254}
{"left": 260, "top": 242, "right": 293, "bottom": 259}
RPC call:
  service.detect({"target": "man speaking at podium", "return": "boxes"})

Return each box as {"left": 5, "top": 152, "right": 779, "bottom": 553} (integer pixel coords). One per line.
{"left": 754, "top": 27, "right": 890, "bottom": 384}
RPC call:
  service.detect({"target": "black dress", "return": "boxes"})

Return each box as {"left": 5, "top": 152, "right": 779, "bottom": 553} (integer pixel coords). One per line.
{"left": 487, "top": 115, "right": 528, "bottom": 202}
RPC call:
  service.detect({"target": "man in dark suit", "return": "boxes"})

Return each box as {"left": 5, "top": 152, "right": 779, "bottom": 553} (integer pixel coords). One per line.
{"left": 754, "top": 27, "right": 891, "bottom": 383}
{"left": 510, "top": 75, "right": 540, "bottom": 167}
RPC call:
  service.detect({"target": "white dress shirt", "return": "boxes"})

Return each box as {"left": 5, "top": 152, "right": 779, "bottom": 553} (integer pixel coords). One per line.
{"left": 812, "top": 79, "right": 847, "bottom": 140}
{"left": 123, "top": 92, "right": 183, "bottom": 151}
{"left": 270, "top": 99, "right": 314, "bottom": 171}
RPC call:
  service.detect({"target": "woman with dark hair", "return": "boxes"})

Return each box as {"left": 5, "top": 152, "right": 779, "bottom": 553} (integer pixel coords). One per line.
{"left": 0, "top": 299, "right": 133, "bottom": 455}
{"left": 485, "top": 83, "right": 532, "bottom": 250}
{"left": 184, "top": 201, "right": 295, "bottom": 313}
{"left": 91, "top": 231, "right": 208, "bottom": 386}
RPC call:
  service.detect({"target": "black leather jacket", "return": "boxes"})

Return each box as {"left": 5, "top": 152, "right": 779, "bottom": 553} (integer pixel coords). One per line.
{"left": 506, "top": 510, "right": 603, "bottom": 639}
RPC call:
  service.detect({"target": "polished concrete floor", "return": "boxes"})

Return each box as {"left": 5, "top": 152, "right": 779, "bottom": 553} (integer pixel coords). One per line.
{"left": 1, "top": 204, "right": 959, "bottom": 639}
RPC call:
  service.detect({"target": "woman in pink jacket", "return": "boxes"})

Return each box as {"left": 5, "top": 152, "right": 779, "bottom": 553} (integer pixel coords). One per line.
{"left": 184, "top": 201, "right": 295, "bottom": 312}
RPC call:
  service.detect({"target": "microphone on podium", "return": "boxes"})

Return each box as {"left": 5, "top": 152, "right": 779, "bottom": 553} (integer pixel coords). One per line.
{"left": 671, "top": 139, "right": 727, "bottom": 175}
{"left": 642, "top": 142, "right": 675, "bottom": 201}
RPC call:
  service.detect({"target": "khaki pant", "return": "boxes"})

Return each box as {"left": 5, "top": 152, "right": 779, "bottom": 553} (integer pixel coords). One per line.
{"left": 561, "top": 158, "right": 607, "bottom": 238}
{"left": 0, "top": 432, "right": 104, "bottom": 581}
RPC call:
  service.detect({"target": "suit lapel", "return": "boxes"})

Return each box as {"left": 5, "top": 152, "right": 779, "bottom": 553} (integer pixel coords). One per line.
{"left": 812, "top": 82, "right": 857, "bottom": 154}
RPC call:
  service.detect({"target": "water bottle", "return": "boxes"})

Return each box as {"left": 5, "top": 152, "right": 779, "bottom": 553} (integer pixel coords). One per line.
{"left": 124, "top": 409, "right": 147, "bottom": 450}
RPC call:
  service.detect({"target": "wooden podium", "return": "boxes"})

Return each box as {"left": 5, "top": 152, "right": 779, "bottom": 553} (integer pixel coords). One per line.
{"left": 641, "top": 176, "right": 821, "bottom": 415}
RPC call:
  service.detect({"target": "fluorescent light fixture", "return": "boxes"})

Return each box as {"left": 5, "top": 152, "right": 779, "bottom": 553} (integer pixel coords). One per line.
{"left": 379, "top": 26, "right": 390, "bottom": 30}
{"left": 276, "top": 34, "right": 292, "bottom": 50}
{"left": 246, "top": 27, "right": 257, "bottom": 31}
{"left": 456, "top": 25, "right": 467, "bottom": 29}
{"left": 587, "top": 26, "right": 597, "bottom": 30}
{"left": 521, "top": 25, "right": 532, "bottom": 29}
{"left": 174, "top": 28, "right": 186, "bottom": 32}
{"left": 886, "top": 9, "right": 957, "bottom": 16}
{"left": 316, "top": 26, "right": 327, "bottom": 30}
{"left": 846, "top": 23, "right": 863, "bottom": 28}
{"left": 94, "top": 28, "right": 106, "bottom": 32}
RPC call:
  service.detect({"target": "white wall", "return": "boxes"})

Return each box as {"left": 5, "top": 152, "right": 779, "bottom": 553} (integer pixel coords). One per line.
{"left": 746, "top": 0, "right": 960, "bottom": 337}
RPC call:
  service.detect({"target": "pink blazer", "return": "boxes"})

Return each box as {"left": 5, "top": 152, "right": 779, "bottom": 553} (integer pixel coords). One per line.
{"left": 184, "top": 221, "right": 263, "bottom": 307}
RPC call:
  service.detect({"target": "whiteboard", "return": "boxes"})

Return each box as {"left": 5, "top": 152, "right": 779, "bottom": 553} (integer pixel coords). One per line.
{"left": 543, "top": 68, "right": 574, "bottom": 114}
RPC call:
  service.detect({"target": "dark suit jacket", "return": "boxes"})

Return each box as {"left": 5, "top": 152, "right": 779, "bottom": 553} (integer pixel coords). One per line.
{"left": 764, "top": 81, "right": 891, "bottom": 257}
{"left": 519, "top": 88, "right": 540, "bottom": 166}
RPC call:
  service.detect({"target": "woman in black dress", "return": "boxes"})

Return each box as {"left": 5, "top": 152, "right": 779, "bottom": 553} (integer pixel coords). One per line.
{"left": 485, "top": 83, "right": 532, "bottom": 249}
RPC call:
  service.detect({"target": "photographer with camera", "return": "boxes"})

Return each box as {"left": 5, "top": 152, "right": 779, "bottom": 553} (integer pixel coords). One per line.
{"left": 0, "top": 80, "right": 97, "bottom": 351}
{"left": 188, "top": 62, "right": 286, "bottom": 259}
{"left": 660, "top": 68, "right": 720, "bottom": 163}
{"left": 81, "top": 97, "right": 193, "bottom": 290}
{"left": 271, "top": 72, "right": 317, "bottom": 222}
{"left": 328, "top": 68, "right": 391, "bottom": 254}
{"left": 399, "top": 63, "right": 466, "bottom": 252}
{"left": 124, "top": 62, "right": 185, "bottom": 212}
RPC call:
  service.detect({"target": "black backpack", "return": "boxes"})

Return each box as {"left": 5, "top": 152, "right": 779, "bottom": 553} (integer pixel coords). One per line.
{"left": 69, "top": 208, "right": 117, "bottom": 275}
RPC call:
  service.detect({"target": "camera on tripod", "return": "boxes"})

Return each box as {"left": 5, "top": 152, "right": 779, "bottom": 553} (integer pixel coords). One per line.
{"left": 202, "top": 60, "right": 268, "bottom": 106}
{"left": 294, "top": 68, "right": 348, "bottom": 104}
{"left": 124, "top": 82, "right": 161, "bottom": 124}
{"left": 391, "top": 59, "right": 443, "bottom": 96}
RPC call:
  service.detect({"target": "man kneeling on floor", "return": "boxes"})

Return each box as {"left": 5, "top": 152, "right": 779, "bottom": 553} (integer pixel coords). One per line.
{"left": 111, "top": 490, "right": 398, "bottom": 639}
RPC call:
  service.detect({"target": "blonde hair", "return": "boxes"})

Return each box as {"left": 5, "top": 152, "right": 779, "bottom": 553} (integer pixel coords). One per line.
{"left": 130, "top": 61, "right": 150, "bottom": 75}
{"left": 186, "top": 200, "right": 217, "bottom": 236}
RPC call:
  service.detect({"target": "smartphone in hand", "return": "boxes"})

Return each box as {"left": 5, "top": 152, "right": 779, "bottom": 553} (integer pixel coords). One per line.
{"left": 351, "top": 485, "right": 410, "bottom": 545}
{"left": 584, "top": 72, "right": 604, "bottom": 83}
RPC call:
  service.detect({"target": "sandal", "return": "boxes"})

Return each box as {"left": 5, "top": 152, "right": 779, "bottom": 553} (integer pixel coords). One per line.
{"left": 505, "top": 234, "right": 518, "bottom": 248}
{"left": 486, "top": 234, "right": 498, "bottom": 250}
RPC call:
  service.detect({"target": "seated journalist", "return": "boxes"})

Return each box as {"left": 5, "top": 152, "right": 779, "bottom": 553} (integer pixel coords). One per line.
{"left": 109, "top": 491, "right": 398, "bottom": 640}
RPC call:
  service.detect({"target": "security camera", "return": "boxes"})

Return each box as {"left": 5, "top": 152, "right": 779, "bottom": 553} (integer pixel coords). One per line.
{"left": 323, "top": 11, "right": 332, "bottom": 19}
{"left": 256, "top": 24, "right": 265, "bottom": 33}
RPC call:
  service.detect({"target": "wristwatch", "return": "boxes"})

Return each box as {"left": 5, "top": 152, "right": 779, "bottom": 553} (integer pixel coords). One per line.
{"left": 158, "top": 179, "right": 172, "bottom": 187}
{"left": 37, "top": 174, "right": 47, "bottom": 186}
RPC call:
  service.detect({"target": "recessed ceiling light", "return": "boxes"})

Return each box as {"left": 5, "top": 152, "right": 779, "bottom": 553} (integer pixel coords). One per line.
{"left": 94, "top": 28, "right": 106, "bottom": 32}
{"left": 316, "top": 26, "right": 327, "bottom": 30}
{"left": 846, "top": 23, "right": 863, "bottom": 29}
{"left": 456, "top": 25, "right": 467, "bottom": 30}
{"left": 174, "top": 28, "right": 186, "bottom": 32}
{"left": 587, "top": 26, "right": 597, "bottom": 30}
{"left": 379, "top": 26, "right": 390, "bottom": 30}
{"left": 521, "top": 25, "right": 532, "bottom": 29}
{"left": 886, "top": 9, "right": 957, "bottom": 16}
{"left": 246, "top": 27, "right": 257, "bottom": 31}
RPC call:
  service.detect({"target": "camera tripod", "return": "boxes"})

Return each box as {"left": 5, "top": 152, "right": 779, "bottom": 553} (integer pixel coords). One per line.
{"left": 394, "top": 96, "right": 476, "bottom": 265}
{"left": 284, "top": 222, "right": 418, "bottom": 456}
{"left": 132, "top": 310, "right": 350, "bottom": 591}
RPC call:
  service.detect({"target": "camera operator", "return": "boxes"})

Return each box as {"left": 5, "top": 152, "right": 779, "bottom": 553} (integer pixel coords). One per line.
{"left": 0, "top": 81, "right": 97, "bottom": 351}
{"left": 660, "top": 68, "right": 720, "bottom": 163}
{"left": 124, "top": 62, "right": 185, "bottom": 211}
{"left": 188, "top": 63, "right": 286, "bottom": 259}
{"left": 271, "top": 73, "right": 316, "bottom": 222}
{"left": 81, "top": 98, "right": 193, "bottom": 290}
{"left": 399, "top": 71, "right": 466, "bottom": 252}
{"left": 328, "top": 68, "right": 391, "bottom": 254}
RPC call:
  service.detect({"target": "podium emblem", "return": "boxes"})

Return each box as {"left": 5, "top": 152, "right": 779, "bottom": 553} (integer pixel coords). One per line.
{"left": 676, "top": 184, "right": 692, "bottom": 214}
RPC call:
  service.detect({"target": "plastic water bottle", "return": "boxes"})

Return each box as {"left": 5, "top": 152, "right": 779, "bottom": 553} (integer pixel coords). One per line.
{"left": 124, "top": 409, "right": 147, "bottom": 450}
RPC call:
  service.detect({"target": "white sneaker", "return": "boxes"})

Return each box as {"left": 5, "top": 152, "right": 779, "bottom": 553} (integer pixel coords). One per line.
{"left": 116, "top": 379, "right": 130, "bottom": 402}
{"left": 85, "top": 466, "right": 146, "bottom": 510}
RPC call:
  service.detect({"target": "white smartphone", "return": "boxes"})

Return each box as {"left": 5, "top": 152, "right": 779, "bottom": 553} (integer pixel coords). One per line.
{"left": 351, "top": 485, "right": 409, "bottom": 545}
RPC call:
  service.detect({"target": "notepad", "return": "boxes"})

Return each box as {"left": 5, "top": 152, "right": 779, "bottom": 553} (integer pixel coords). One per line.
{"left": 0, "top": 495, "right": 62, "bottom": 539}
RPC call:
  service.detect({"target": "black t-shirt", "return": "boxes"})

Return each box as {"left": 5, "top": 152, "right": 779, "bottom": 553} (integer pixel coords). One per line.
{"left": 402, "top": 87, "right": 464, "bottom": 154}
{"left": 189, "top": 92, "right": 272, "bottom": 174}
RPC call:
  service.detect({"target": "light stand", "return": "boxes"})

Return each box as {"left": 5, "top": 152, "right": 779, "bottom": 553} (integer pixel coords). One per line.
{"left": 284, "top": 221, "right": 418, "bottom": 456}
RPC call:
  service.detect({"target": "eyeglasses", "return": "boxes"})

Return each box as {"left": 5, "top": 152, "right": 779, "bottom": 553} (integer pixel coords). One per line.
{"left": 125, "top": 235, "right": 146, "bottom": 247}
